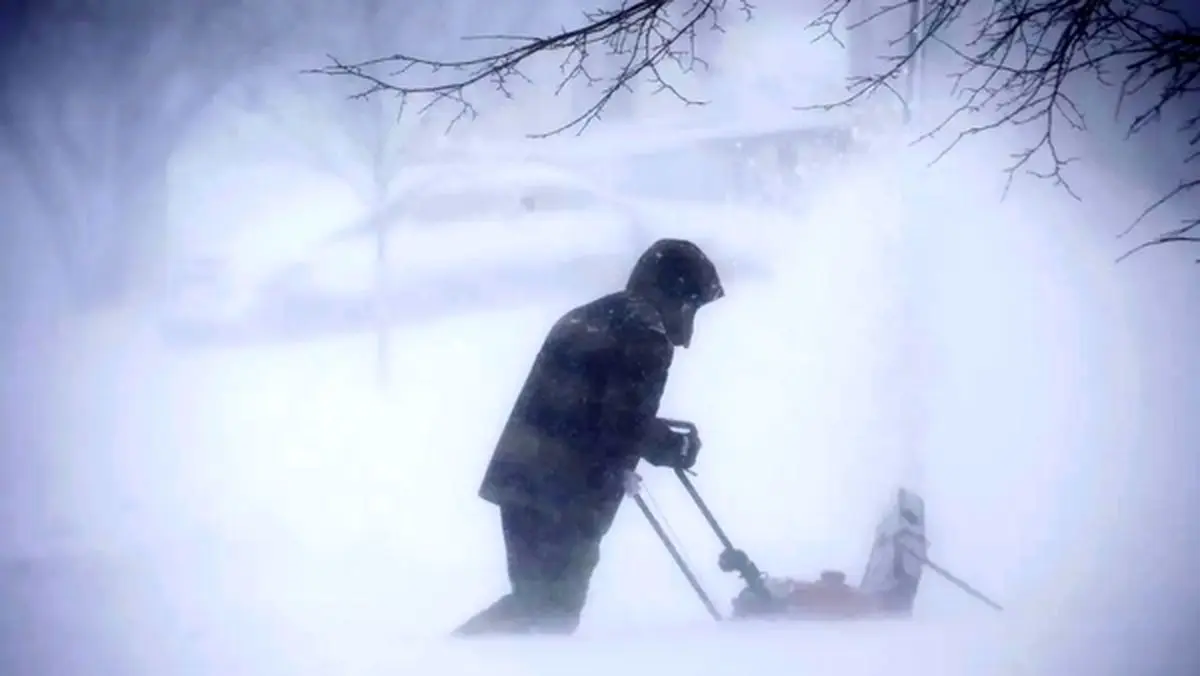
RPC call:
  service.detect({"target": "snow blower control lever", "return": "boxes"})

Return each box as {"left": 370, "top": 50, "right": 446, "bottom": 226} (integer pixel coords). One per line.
{"left": 661, "top": 419, "right": 773, "bottom": 605}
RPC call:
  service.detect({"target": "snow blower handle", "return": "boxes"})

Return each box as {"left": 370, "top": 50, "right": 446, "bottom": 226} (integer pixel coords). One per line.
{"left": 659, "top": 418, "right": 702, "bottom": 470}
{"left": 672, "top": 467, "right": 735, "bottom": 551}
{"left": 673, "top": 465, "right": 771, "bottom": 602}
{"left": 626, "top": 471, "right": 724, "bottom": 621}
{"left": 659, "top": 419, "right": 772, "bottom": 603}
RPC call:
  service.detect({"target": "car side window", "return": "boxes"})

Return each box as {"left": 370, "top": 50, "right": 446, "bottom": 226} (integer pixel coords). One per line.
{"left": 405, "top": 189, "right": 510, "bottom": 224}
{"left": 517, "top": 185, "right": 600, "bottom": 212}
{"left": 404, "top": 184, "right": 602, "bottom": 223}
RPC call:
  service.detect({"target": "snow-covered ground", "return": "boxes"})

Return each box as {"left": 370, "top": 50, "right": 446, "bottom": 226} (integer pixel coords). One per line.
{"left": 4, "top": 134, "right": 1200, "bottom": 676}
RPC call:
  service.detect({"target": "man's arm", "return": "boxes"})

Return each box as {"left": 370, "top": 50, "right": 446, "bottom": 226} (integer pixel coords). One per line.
{"left": 596, "top": 321, "right": 674, "bottom": 448}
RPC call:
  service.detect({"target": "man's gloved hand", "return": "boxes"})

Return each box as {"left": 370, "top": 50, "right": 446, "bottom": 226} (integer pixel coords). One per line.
{"left": 640, "top": 418, "right": 702, "bottom": 470}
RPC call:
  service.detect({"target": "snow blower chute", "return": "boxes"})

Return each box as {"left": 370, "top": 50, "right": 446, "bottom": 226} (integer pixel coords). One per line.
{"left": 630, "top": 419, "right": 1005, "bottom": 621}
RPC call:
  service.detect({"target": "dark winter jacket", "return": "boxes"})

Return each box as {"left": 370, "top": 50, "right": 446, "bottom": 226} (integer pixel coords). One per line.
{"left": 478, "top": 291, "right": 674, "bottom": 539}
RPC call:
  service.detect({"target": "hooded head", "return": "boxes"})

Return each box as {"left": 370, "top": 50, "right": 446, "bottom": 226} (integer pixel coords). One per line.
{"left": 626, "top": 238, "right": 724, "bottom": 348}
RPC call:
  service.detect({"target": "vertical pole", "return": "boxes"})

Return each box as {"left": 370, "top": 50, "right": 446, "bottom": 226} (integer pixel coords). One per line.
{"left": 373, "top": 184, "right": 389, "bottom": 388}
{"left": 371, "top": 101, "right": 391, "bottom": 389}
{"left": 902, "top": 0, "right": 924, "bottom": 123}
{"left": 363, "top": 0, "right": 393, "bottom": 389}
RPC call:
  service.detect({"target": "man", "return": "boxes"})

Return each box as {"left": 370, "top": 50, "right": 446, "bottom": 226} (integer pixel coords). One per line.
{"left": 454, "top": 238, "right": 725, "bottom": 636}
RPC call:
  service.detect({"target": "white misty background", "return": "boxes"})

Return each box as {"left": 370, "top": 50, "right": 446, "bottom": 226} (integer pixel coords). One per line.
{"left": 1, "top": 0, "right": 1199, "bottom": 675}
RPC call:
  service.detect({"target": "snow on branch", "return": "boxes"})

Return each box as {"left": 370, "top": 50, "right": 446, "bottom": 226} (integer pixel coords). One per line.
{"left": 310, "top": 0, "right": 753, "bottom": 137}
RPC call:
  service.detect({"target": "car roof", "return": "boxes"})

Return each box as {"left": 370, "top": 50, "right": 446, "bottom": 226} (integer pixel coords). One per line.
{"left": 325, "top": 161, "right": 628, "bottom": 244}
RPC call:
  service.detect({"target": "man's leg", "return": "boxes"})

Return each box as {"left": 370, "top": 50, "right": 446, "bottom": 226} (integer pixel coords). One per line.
{"left": 452, "top": 505, "right": 541, "bottom": 636}
{"left": 504, "top": 503, "right": 601, "bottom": 634}
{"left": 517, "top": 509, "right": 600, "bottom": 633}
{"left": 454, "top": 504, "right": 601, "bottom": 636}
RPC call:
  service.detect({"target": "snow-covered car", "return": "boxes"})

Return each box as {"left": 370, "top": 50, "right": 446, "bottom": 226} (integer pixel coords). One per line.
{"left": 270, "top": 160, "right": 648, "bottom": 305}
{"left": 158, "top": 256, "right": 262, "bottom": 343}
{"left": 239, "top": 161, "right": 655, "bottom": 338}
{"left": 159, "top": 230, "right": 337, "bottom": 345}
{"left": 162, "top": 156, "right": 776, "bottom": 347}
{"left": 253, "top": 158, "right": 780, "bottom": 341}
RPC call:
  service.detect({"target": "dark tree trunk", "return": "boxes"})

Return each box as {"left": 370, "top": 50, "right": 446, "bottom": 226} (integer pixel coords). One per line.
{"left": 5, "top": 119, "right": 176, "bottom": 312}
{"left": 0, "top": 66, "right": 216, "bottom": 311}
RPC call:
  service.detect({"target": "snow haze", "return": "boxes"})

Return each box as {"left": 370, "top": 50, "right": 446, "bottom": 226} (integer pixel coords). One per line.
{"left": 2, "top": 2, "right": 1199, "bottom": 676}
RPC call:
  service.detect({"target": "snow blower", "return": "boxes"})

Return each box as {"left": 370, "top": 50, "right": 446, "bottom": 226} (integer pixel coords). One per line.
{"left": 632, "top": 419, "right": 1005, "bottom": 621}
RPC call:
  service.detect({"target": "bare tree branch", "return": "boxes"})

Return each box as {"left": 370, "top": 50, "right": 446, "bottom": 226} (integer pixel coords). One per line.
{"left": 308, "top": 0, "right": 1199, "bottom": 261}
{"left": 310, "top": 0, "right": 755, "bottom": 137}
{"left": 806, "top": 0, "right": 1200, "bottom": 261}
{"left": 1115, "top": 176, "right": 1200, "bottom": 261}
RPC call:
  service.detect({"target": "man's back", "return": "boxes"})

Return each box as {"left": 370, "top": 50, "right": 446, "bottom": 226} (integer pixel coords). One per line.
{"left": 479, "top": 291, "right": 674, "bottom": 531}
